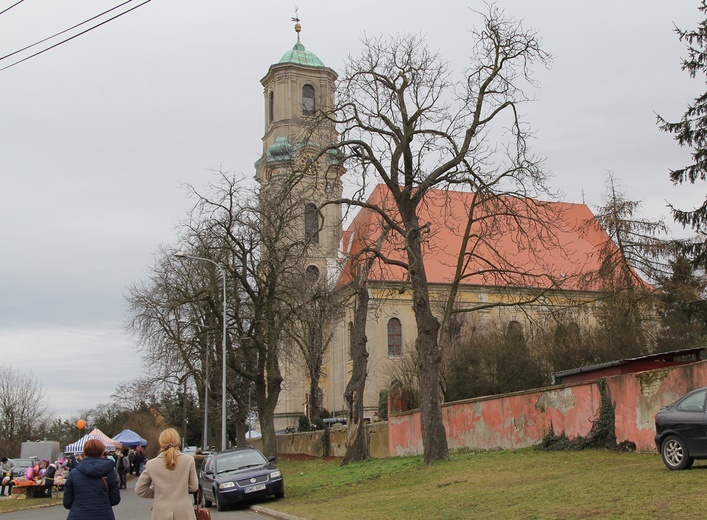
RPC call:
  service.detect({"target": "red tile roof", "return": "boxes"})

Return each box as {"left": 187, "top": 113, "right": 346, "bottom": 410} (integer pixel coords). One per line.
{"left": 338, "top": 184, "right": 620, "bottom": 293}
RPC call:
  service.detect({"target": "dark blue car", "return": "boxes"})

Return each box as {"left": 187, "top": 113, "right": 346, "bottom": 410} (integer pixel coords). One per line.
{"left": 198, "top": 447, "right": 284, "bottom": 511}
{"left": 654, "top": 386, "right": 707, "bottom": 470}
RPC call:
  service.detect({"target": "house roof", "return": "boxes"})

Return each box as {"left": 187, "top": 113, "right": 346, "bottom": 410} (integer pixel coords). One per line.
{"left": 338, "top": 184, "right": 629, "bottom": 293}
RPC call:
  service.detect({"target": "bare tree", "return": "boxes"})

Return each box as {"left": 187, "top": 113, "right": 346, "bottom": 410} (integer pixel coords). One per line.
{"left": 282, "top": 282, "right": 340, "bottom": 425}
{"left": 320, "top": 6, "right": 552, "bottom": 463}
{"left": 0, "top": 365, "right": 52, "bottom": 455}
{"left": 178, "top": 170, "right": 332, "bottom": 456}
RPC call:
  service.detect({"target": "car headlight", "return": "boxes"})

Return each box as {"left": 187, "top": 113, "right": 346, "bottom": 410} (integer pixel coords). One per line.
{"left": 219, "top": 481, "right": 236, "bottom": 490}
{"left": 270, "top": 470, "right": 282, "bottom": 479}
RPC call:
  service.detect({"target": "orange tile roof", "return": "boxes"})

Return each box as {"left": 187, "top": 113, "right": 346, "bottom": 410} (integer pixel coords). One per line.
{"left": 338, "top": 184, "right": 619, "bottom": 293}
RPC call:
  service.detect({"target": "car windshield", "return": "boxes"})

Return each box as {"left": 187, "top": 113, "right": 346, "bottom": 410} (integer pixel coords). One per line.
{"left": 215, "top": 451, "right": 267, "bottom": 474}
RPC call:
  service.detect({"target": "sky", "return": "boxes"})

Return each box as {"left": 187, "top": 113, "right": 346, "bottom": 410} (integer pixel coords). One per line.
{"left": 0, "top": 0, "right": 704, "bottom": 419}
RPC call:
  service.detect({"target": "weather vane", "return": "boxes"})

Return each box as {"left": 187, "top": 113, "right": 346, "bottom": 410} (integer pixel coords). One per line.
{"left": 291, "top": 6, "right": 301, "bottom": 35}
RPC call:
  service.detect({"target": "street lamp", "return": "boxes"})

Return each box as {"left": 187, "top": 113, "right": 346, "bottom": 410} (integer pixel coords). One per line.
{"left": 175, "top": 251, "right": 228, "bottom": 451}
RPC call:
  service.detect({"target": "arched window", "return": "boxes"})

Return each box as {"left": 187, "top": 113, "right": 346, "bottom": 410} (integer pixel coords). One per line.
{"left": 507, "top": 320, "right": 526, "bottom": 348}
{"left": 387, "top": 318, "right": 402, "bottom": 357}
{"left": 269, "top": 91, "right": 274, "bottom": 124}
{"left": 304, "top": 203, "right": 319, "bottom": 243}
{"left": 507, "top": 320, "right": 523, "bottom": 335}
{"left": 302, "top": 84, "right": 315, "bottom": 115}
{"left": 306, "top": 264, "right": 320, "bottom": 281}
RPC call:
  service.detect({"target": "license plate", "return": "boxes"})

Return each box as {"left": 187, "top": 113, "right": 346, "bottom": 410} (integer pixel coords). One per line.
{"left": 245, "top": 484, "right": 266, "bottom": 494}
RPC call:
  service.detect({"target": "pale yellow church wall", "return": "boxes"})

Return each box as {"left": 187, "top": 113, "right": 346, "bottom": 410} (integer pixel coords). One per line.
{"left": 316, "top": 283, "right": 601, "bottom": 420}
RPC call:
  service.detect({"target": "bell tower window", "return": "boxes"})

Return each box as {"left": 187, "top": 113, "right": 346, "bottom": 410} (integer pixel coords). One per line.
{"left": 302, "top": 84, "right": 315, "bottom": 115}
{"left": 269, "top": 91, "right": 274, "bottom": 124}
{"left": 304, "top": 202, "right": 319, "bottom": 243}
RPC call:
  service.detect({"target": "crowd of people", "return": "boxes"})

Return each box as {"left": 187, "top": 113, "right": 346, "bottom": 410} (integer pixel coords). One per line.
{"left": 1, "top": 429, "right": 200, "bottom": 519}
{"left": 0, "top": 444, "right": 148, "bottom": 501}
{"left": 0, "top": 456, "right": 68, "bottom": 498}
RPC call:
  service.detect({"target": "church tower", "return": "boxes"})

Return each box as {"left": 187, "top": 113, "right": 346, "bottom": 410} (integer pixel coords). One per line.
{"left": 255, "top": 20, "right": 343, "bottom": 282}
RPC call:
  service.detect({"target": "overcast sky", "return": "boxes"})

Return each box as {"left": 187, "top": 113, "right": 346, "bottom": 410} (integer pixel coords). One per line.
{"left": 0, "top": 0, "right": 703, "bottom": 420}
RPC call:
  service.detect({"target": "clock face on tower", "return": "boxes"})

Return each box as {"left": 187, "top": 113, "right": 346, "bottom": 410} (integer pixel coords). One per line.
{"left": 296, "top": 152, "right": 319, "bottom": 175}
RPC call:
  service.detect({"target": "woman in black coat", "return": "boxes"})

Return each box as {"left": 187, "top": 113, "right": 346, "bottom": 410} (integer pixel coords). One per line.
{"left": 63, "top": 439, "right": 120, "bottom": 520}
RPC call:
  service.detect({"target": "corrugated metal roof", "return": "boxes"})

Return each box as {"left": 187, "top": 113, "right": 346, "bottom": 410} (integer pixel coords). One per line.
{"left": 552, "top": 347, "right": 705, "bottom": 380}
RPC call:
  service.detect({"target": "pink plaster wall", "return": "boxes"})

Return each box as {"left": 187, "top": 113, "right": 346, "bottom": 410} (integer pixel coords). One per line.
{"left": 388, "top": 360, "right": 707, "bottom": 457}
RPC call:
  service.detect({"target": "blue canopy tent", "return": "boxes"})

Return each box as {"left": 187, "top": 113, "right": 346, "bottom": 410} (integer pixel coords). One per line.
{"left": 112, "top": 429, "right": 148, "bottom": 447}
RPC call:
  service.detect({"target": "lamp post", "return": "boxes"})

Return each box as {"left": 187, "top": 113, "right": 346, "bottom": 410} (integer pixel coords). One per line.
{"left": 175, "top": 252, "right": 228, "bottom": 451}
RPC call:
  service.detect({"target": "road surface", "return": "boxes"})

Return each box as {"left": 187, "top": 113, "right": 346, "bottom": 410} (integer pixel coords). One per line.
{"left": 0, "top": 476, "right": 274, "bottom": 519}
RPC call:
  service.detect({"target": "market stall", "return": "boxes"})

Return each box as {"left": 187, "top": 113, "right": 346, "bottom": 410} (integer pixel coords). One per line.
{"left": 112, "top": 429, "right": 147, "bottom": 447}
{"left": 64, "top": 428, "right": 121, "bottom": 453}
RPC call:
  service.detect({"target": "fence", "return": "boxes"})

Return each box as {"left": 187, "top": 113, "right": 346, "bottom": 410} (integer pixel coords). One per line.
{"left": 268, "top": 360, "right": 707, "bottom": 458}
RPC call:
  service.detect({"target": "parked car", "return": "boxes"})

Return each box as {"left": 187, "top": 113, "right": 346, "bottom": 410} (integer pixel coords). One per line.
{"left": 654, "top": 386, "right": 707, "bottom": 470}
{"left": 9, "top": 458, "right": 35, "bottom": 478}
{"left": 198, "top": 447, "right": 284, "bottom": 511}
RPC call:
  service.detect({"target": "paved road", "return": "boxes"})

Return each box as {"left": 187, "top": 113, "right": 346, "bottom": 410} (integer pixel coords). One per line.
{"left": 0, "top": 477, "right": 270, "bottom": 520}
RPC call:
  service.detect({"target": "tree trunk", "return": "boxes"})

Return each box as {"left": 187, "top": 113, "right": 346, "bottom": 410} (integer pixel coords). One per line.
{"left": 256, "top": 372, "right": 281, "bottom": 457}
{"left": 343, "top": 286, "right": 370, "bottom": 464}
{"left": 307, "top": 326, "right": 324, "bottom": 424}
{"left": 257, "top": 331, "right": 283, "bottom": 457}
{"left": 405, "top": 216, "right": 450, "bottom": 464}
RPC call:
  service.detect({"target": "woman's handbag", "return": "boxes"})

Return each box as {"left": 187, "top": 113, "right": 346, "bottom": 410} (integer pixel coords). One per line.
{"left": 194, "top": 505, "right": 211, "bottom": 520}
{"left": 194, "top": 489, "right": 211, "bottom": 520}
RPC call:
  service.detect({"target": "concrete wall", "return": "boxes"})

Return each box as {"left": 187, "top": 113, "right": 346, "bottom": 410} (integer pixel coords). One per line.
{"left": 389, "top": 360, "right": 707, "bottom": 456}
{"left": 265, "top": 361, "right": 707, "bottom": 458}
{"left": 265, "top": 421, "right": 390, "bottom": 459}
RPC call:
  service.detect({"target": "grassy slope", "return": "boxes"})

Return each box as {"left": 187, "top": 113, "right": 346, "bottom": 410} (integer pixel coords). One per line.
{"left": 266, "top": 449, "right": 706, "bottom": 519}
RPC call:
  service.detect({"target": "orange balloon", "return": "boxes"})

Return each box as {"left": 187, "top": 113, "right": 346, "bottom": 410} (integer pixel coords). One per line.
{"left": 76, "top": 419, "right": 86, "bottom": 429}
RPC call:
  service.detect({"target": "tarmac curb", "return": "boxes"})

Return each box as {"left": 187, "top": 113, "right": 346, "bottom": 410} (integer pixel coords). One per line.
{"left": 250, "top": 504, "right": 308, "bottom": 520}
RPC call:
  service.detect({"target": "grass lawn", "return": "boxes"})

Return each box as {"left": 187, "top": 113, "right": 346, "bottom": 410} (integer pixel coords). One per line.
{"left": 0, "top": 495, "right": 61, "bottom": 513}
{"left": 262, "top": 449, "right": 706, "bottom": 519}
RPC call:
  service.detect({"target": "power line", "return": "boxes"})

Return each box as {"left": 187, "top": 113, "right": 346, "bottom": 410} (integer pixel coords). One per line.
{"left": 0, "top": 0, "right": 153, "bottom": 72}
{"left": 0, "top": 0, "right": 135, "bottom": 62}
{"left": 0, "top": 1, "right": 25, "bottom": 17}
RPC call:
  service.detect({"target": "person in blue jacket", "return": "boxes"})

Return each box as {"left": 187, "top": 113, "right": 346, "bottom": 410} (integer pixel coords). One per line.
{"left": 63, "top": 438, "right": 120, "bottom": 520}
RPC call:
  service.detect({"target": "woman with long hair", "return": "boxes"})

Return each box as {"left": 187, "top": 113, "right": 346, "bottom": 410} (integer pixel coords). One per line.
{"left": 63, "top": 439, "right": 121, "bottom": 520}
{"left": 135, "top": 428, "right": 199, "bottom": 519}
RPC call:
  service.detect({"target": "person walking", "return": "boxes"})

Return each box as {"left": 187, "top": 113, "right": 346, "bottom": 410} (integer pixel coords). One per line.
{"left": 63, "top": 438, "right": 121, "bottom": 520}
{"left": 116, "top": 450, "right": 129, "bottom": 489}
{"left": 133, "top": 449, "right": 145, "bottom": 477}
{"left": 135, "top": 428, "right": 198, "bottom": 520}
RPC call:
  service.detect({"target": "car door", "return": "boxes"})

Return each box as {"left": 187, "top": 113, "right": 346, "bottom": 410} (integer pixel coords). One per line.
{"left": 199, "top": 455, "right": 216, "bottom": 502}
{"left": 671, "top": 389, "right": 707, "bottom": 456}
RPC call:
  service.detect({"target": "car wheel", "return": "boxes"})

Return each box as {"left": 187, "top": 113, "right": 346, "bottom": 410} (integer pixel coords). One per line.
{"left": 661, "top": 435, "right": 694, "bottom": 470}
{"left": 215, "top": 489, "right": 226, "bottom": 512}
{"left": 274, "top": 488, "right": 285, "bottom": 500}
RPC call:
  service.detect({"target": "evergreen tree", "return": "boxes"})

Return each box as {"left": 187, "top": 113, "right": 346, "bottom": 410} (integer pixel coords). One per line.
{"left": 657, "top": 256, "right": 707, "bottom": 349}
{"left": 657, "top": 1, "right": 707, "bottom": 265}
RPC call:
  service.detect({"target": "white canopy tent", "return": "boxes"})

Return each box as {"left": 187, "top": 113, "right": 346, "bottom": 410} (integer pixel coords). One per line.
{"left": 64, "top": 428, "right": 121, "bottom": 453}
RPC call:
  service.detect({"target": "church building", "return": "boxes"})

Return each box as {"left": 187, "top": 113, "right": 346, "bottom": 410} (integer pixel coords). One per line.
{"left": 256, "top": 23, "right": 622, "bottom": 430}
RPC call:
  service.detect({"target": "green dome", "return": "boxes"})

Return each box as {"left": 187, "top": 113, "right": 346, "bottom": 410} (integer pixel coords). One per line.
{"left": 278, "top": 40, "right": 325, "bottom": 68}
